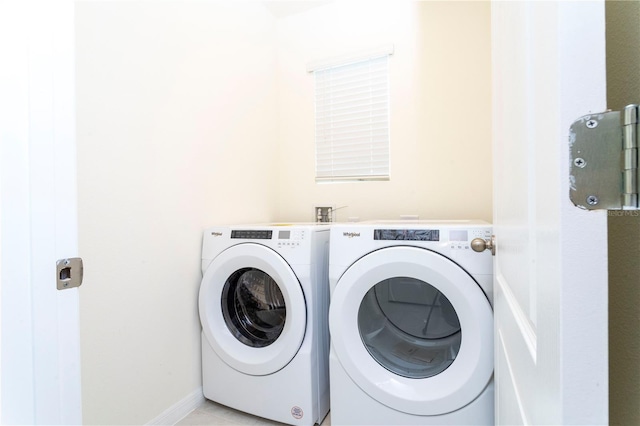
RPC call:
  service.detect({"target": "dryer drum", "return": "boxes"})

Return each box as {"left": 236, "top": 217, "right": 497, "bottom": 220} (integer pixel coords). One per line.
{"left": 221, "top": 268, "right": 287, "bottom": 348}
{"left": 358, "top": 277, "right": 462, "bottom": 379}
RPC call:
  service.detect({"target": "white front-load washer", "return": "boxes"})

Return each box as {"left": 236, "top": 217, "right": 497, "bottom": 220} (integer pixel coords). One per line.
{"left": 329, "top": 221, "right": 494, "bottom": 425}
{"left": 199, "top": 224, "right": 330, "bottom": 426}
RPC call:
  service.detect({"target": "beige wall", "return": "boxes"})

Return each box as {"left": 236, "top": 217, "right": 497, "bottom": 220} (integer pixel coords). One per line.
{"left": 605, "top": 2, "right": 640, "bottom": 424}
{"left": 275, "top": 1, "right": 492, "bottom": 223}
{"left": 76, "top": 2, "right": 278, "bottom": 424}
{"left": 76, "top": 1, "right": 492, "bottom": 424}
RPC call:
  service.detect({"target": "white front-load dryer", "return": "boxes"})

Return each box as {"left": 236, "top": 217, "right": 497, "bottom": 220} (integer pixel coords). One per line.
{"left": 199, "top": 224, "right": 330, "bottom": 426}
{"left": 329, "top": 221, "right": 494, "bottom": 425}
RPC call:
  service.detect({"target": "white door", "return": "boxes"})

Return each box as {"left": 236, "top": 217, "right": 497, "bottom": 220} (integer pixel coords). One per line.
{"left": 492, "top": 1, "right": 608, "bottom": 425}
{"left": 0, "top": 1, "right": 82, "bottom": 424}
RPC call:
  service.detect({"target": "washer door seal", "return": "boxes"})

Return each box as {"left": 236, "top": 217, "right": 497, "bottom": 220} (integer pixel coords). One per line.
{"left": 199, "top": 243, "right": 306, "bottom": 376}
{"left": 329, "top": 246, "right": 493, "bottom": 415}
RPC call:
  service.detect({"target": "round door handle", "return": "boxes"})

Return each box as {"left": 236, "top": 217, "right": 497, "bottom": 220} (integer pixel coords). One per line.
{"left": 471, "top": 236, "right": 496, "bottom": 256}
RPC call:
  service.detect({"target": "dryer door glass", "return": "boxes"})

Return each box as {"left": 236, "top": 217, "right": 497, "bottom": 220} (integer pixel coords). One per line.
{"left": 358, "top": 277, "right": 461, "bottom": 379}
{"left": 221, "top": 268, "right": 286, "bottom": 348}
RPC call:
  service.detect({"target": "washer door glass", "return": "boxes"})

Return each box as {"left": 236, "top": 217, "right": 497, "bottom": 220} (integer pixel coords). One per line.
{"left": 222, "top": 268, "right": 286, "bottom": 348}
{"left": 359, "top": 277, "right": 461, "bottom": 379}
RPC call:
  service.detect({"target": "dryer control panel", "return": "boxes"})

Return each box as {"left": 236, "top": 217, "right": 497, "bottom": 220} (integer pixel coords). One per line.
{"left": 448, "top": 229, "right": 492, "bottom": 251}
{"left": 373, "top": 229, "right": 440, "bottom": 241}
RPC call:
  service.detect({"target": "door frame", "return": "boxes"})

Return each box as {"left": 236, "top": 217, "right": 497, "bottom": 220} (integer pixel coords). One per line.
{"left": 0, "top": 1, "right": 82, "bottom": 423}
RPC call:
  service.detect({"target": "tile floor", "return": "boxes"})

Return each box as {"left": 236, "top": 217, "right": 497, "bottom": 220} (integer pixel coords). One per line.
{"left": 177, "top": 400, "right": 331, "bottom": 426}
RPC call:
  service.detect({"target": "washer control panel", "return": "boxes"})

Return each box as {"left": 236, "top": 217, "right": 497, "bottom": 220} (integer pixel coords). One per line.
{"left": 229, "top": 228, "right": 306, "bottom": 248}
{"left": 230, "top": 230, "right": 272, "bottom": 239}
{"left": 276, "top": 229, "right": 305, "bottom": 248}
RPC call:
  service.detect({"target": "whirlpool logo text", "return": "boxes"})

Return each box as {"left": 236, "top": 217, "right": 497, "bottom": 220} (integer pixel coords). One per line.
{"left": 343, "top": 232, "right": 361, "bottom": 238}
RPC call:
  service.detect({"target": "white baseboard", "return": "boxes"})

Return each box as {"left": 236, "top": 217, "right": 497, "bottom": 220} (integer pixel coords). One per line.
{"left": 146, "top": 387, "right": 205, "bottom": 425}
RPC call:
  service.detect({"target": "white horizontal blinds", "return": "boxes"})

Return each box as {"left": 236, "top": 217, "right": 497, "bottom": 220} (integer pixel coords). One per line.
{"left": 314, "top": 55, "right": 390, "bottom": 181}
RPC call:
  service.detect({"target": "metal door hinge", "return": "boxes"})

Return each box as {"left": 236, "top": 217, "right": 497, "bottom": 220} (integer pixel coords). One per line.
{"left": 570, "top": 104, "right": 640, "bottom": 210}
{"left": 57, "top": 257, "right": 84, "bottom": 290}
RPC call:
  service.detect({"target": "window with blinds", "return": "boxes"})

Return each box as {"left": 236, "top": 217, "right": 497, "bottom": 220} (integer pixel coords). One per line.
{"left": 313, "top": 54, "right": 391, "bottom": 182}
